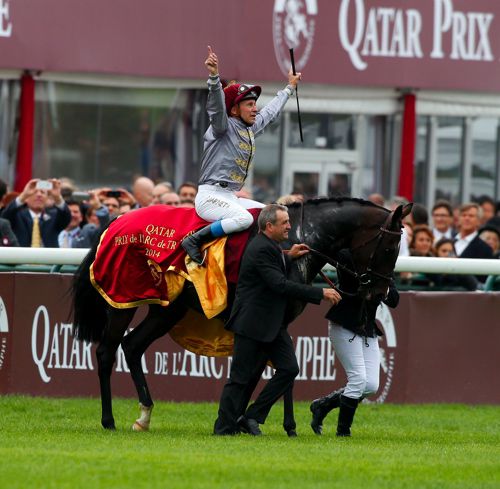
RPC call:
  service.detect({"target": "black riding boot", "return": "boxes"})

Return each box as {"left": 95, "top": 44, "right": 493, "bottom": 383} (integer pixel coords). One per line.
{"left": 181, "top": 225, "right": 215, "bottom": 265}
{"left": 336, "top": 394, "right": 359, "bottom": 437}
{"left": 310, "top": 388, "right": 344, "bottom": 435}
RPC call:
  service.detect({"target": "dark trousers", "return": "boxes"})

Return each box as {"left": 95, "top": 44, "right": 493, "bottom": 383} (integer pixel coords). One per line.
{"left": 214, "top": 329, "right": 299, "bottom": 434}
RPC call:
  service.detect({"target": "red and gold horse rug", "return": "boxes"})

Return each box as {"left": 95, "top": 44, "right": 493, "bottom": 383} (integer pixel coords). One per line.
{"left": 90, "top": 205, "right": 260, "bottom": 356}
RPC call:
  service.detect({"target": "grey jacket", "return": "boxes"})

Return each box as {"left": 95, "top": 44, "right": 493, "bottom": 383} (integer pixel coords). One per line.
{"left": 198, "top": 76, "right": 292, "bottom": 191}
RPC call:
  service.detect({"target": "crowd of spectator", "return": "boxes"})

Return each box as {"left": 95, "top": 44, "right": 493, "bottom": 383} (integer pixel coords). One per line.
{"left": 366, "top": 194, "right": 500, "bottom": 290}
{"left": 0, "top": 175, "right": 499, "bottom": 290}
{"left": 0, "top": 175, "right": 199, "bottom": 250}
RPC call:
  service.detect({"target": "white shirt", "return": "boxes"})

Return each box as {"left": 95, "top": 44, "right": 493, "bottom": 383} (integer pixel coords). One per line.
{"left": 433, "top": 227, "right": 453, "bottom": 243}
{"left": 455, "top": 231, "right": 477, "bottom": 257}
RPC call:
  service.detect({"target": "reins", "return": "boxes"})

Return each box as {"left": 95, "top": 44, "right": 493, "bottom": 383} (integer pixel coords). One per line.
{"left": 295, "top": 201, "right": 400, "bottom": 296}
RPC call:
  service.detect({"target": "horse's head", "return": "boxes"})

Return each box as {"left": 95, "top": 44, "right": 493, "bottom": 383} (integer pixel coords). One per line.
{"left": 350, "top": 203, "right": 412, "bottom": 302}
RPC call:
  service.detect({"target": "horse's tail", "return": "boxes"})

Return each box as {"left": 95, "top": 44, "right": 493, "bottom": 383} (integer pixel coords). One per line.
{"left": 72, "top": 237, "right": 108, "bottom": 343}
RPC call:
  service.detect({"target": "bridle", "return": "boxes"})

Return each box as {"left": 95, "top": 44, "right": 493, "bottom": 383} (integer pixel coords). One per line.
{"left": 296, "top": 202, "right": 401, "bottom": 297}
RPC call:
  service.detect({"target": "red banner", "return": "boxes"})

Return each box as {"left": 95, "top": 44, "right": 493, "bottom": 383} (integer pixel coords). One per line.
{"left": 1, "top": 272, "right": 499, "bottom": 404}
{"left": 0, "top": 1, "right": 500, "bottom": 92}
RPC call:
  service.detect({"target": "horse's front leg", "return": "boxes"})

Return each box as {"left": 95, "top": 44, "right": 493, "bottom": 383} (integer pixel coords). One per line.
{"left": 97, "top": 307, "right": 136, "bottom": 430}
{"left": 121, "top": 302, "right": 187, "bottom": 431}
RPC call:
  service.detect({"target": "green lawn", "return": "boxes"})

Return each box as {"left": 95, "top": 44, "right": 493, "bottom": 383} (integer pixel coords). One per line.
{"left": 0, "top": 396, "right": 499, "bottom": 489}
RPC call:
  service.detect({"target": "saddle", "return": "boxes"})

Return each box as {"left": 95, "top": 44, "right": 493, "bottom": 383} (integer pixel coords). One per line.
{"left": 90, "top": 205, "right": 260, "bottom": 356}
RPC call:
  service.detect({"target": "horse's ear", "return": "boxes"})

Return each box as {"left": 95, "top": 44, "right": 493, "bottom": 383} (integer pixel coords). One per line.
{"left": 391, "top": 203, "right": 413, "bottom": 226}
{"left": 401, "top": 203, "right": 413, "bottom": 219}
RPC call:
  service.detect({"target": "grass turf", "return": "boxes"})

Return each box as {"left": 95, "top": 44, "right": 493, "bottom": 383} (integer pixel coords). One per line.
{"left": 0, "top": 396, "right": 499, "bottom": 489}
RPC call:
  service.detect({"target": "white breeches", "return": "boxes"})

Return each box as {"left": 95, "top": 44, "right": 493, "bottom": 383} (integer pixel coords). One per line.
{"left": 195, "top": 184, "right": 264, "bottom": 234}
{"left": 328, "top": 322, "right": 380, "bottom": 399}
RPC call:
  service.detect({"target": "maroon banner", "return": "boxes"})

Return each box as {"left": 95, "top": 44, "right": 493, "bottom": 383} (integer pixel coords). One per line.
{"left": 398, "top": 93, "right": 416, "bottom": 201}
{"left": 0, "top": 1, "right": 500, "bottom": 92}
{"left": 1, "top": 272, "right": 499, "bottom": 404}
{"left": 14, "top": 72, "right": 34, "bottom": 192}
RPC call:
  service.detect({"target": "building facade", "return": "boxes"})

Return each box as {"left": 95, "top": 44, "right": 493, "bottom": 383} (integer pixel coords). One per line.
{"left": 0, "top": 0, "right": 500, "bottom": 208}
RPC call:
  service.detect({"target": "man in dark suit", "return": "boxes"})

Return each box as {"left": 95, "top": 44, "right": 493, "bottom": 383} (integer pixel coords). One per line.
{"left": 455, "top": 203, "right": 493, "bottom": 282}
{"left": 2, "top": 178, "right": 70, "bottom": 247}
{"left": 213, "top": 204, "right": 341, "bottom": 436}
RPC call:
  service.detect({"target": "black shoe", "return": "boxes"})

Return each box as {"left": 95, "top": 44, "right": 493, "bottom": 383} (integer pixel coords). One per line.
{"left": 181, "top": 225, "right": 214, "bottom": 265}
{"left": 237, "top": 416, "right": 262, "bottom": 436}
{"left": 286, "top": 429, "right": 298, "bottom": 438}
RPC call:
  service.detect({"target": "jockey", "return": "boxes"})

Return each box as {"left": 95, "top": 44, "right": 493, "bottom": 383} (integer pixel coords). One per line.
{"left": 181, "top": 45, "right": 302, "bottom": 265}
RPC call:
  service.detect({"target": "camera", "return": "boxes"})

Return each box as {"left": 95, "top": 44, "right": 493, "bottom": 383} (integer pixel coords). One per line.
{"left": 106, "top": 190, "right": 122, "bottom": 198}
{"left": 36, "top": 180, "right": 53, "bottom": 191}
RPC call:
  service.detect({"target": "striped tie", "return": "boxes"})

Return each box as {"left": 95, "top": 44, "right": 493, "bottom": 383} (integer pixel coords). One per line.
{"left": 31, "top": 216, "right": 42, "bottom": 248}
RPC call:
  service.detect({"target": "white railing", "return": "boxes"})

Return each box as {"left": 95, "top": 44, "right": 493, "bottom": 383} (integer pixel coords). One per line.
{"left": 0, "top": 248, "right": 499, "bottom": 275}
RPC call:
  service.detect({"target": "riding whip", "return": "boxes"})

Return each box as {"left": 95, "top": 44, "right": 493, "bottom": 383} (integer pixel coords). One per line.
{"left": 289, "top": 48, "right": 303, "bottom": 143}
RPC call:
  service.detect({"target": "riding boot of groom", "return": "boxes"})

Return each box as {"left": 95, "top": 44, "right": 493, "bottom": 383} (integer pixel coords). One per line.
{"left": 336, "top": 394, "right": 360, "bottom": 437}
{"left": 310, "top": 387, "right": 345, "bottom": 435}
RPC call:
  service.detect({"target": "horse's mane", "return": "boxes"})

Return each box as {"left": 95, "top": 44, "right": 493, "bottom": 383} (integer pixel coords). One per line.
{"left": 286, "top": 196, "right": 388, "bottom": 212}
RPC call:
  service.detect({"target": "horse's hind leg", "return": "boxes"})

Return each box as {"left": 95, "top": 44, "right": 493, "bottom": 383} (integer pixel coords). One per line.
{"left": 121, "top": 302, "right": 187, "bottom": 431}
{"left": 97, "top": 307, "right": 136, "bottom": 430}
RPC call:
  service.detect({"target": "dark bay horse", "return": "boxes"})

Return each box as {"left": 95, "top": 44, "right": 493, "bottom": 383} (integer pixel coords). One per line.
{"left": 72, "top": 198, "right": 411, "bottom": 430}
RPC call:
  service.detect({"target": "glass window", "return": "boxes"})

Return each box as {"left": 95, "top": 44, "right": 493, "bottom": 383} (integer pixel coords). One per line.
{"left": 362, "top": 115, "right": 394, "bottom": 200}
{"left": 252, "top": 122, "right": 281, "bottom": 203}
{"left": 414, "top": 116, "right": 430, "bottom": 205}
{"left": 327, "top": 172, "right": 351, "bottom": 197}
{"left": 470, "top": 117, "right": 498, "bottom": 201}
{"left": 435, "top": 116, "right": 463, "bottom": 206}
{"left": 288, "top": 113, "right": 356, "bottom": 150}
{"left": 291, "top": 172, "right": 319, "bottom": 199}
{"left": 0, "top": 81, "right": 18, "bottom": 181}
{"left": 33, "top": 82, "right": 183, "bottom": 189}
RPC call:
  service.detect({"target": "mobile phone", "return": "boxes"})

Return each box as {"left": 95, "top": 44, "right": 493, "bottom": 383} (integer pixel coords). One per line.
{"left": 106, "top": 190, "right": 122, "bottom": 198}
{"left": 36, "top": 180, "right": 53, "bottom": 190}
{"left": 72, "top": 192, "right": 91, "bottom": 202}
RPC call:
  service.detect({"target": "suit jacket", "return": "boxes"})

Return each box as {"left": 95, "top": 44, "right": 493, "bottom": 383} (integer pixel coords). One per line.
{"left": 226, "top": 233, "right": 323, "bottom": 343}
{"left": 0, "top": 217, "right": 19, "bottom": 246}
{"left": 459, "top": 235, "right": 493, "bottom": 259}
{"left": 459, "top": 235, "right": 494, "bottom": 282}
{"left": 2, "top": 200, "right": 71, "bottom": 247}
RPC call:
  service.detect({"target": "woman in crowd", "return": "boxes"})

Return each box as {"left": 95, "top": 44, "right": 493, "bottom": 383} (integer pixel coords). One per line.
{"left": 409, "top": 225, "right": 435, "bottom": 257}
{"left": 479, "top": 225, "right": 500, "bottom": 258}
{"left": 430, "top": 238, "right": 478, "bottom": 291}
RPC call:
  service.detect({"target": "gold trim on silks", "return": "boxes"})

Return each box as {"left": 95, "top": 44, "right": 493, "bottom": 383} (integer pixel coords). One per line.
{"left": 169, "top": 309, "right": 234, "bottom": 357}
{"left": 185, "top": 237, "right": 228, "bottom": 319}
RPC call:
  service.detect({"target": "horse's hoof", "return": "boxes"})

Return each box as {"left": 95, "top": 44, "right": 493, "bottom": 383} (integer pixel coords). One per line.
{"left": 132, "top": 421, "right": 149, "bottom": 432}
{"left": 102, "top": 420, "right": 116, "bottom": 430}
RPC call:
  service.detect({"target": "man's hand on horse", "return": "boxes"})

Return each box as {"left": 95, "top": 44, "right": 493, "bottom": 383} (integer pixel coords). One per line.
{"left": 285, "top": 243, "right": 310, "bottom": 259}
{"left": 205, "top": 45, "right": 218, "bottom": 76}
{"left": 322, "top": 288, "right": 342, "bottom": 305}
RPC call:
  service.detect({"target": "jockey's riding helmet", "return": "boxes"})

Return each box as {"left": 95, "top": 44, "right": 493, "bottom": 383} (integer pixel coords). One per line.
{"left": 224, "top": 83, "right": 262, "bottom": 116}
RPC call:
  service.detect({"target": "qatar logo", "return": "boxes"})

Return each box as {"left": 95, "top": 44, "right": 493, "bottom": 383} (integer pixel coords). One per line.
{"left": 0, "top": 296, "right": 9, "bottom": 373}
{"left": 369, "top": 303, "right": 397, "bottom": 403}
{"left": 273, "top": 0, "right": 317, "bottom": 76}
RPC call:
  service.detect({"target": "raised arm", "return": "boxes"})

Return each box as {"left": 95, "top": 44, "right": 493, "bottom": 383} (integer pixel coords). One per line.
{"left": 252, "top": 69, "right": 302, "bottom": 137}
{"left": 205, "top": 45, "right": 228, "bottom": 136}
